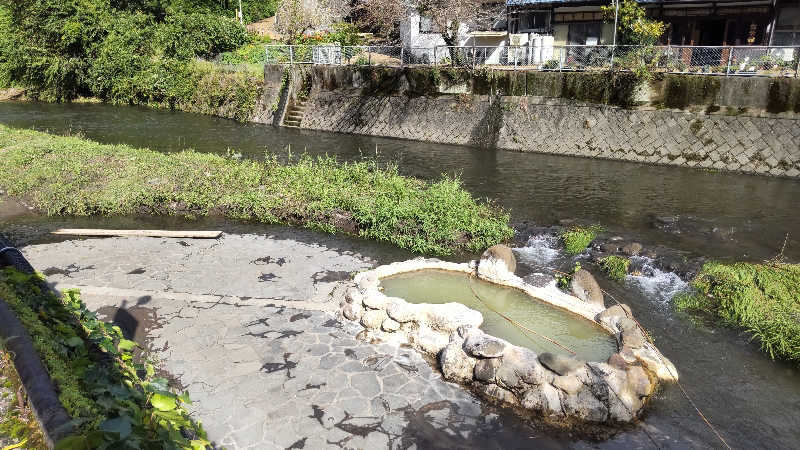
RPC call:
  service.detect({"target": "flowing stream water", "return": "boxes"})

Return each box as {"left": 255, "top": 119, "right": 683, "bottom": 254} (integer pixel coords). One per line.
{"left": 1, "top": 102, "right": 799, "bottom": 449}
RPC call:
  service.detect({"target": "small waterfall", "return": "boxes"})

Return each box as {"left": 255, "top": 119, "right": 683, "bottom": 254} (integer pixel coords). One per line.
{"left": 627, "top": 256, "right": 689, "bottom": 305}
{"left": 514, "top": 234, "right": 561, "bottom": 266}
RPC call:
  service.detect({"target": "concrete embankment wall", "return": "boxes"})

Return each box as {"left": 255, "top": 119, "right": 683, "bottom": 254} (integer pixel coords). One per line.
{"left": 260, "top": 65, "right": 800, "bottom": 178}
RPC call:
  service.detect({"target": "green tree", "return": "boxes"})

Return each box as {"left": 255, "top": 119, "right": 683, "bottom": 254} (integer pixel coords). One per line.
{"left": 602, "top": 0, "right": 665, "bottom": 45}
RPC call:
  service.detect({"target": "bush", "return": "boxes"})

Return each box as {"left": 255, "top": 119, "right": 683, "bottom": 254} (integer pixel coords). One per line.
{"left": 0, "top": 126, "right": 513, "bottom": 256}
{"left": 0, "top": 2, "right": 252, "bottom": 102}
{"left": 560, "top": 225, "right": 604, "bottom": 255}
{"left": 0, "top": 269, "right": 208, "bottom": 449}
{"left": 675, "top": 261, "right": 800, "bottom": 363}
{"left": 599, "top": 255, "right": 630, "bottom": 281}
{"left": 158, "top": 12, "right": 249, "bottom": 59}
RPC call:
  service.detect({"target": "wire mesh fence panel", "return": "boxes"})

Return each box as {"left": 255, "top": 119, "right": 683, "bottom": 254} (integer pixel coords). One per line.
{"left": 262, "top": 44, "right": 799, "bottom": 76}
{"left": 728, "top": 47, "right": 799, "bottom": 77}
{"left": 365, "top": 46, "right": 404, "bottom": 67}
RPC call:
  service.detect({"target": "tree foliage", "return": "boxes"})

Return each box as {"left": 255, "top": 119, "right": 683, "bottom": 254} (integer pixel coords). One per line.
{"left": 601, "top": 0, "right": 665, "bottom": 45}
{"left": 0, "top": 0, "right": 251, "bottom": 102}
{"left": 353, "top": 0, "right": 503, "bottom": 46}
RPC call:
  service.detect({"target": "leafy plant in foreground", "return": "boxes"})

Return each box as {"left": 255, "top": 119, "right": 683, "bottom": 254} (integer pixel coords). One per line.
{"left": 0, "top": 269, "right": 209, "bottom": 449}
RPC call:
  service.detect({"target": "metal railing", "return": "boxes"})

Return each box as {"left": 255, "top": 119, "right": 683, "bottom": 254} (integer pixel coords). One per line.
{"left": 265, "top": 44, "right": 800, "bottom": 77}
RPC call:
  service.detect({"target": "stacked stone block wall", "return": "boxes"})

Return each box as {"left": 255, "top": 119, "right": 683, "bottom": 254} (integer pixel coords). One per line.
{"left": 265, "top": 66, "right": 800, "bottom": 178}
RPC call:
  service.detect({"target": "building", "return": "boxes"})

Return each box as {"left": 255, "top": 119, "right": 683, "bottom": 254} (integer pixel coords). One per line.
{"left": 506, "top": 0, "right": 800, "bottom": 47}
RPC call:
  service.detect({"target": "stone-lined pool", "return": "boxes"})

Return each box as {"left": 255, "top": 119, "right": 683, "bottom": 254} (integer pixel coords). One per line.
{"left": 380, "top": 269, "right": 617, "bottom": 361}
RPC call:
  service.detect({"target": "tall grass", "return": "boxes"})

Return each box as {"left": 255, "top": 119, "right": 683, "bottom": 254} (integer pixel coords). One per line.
{"left": 675, "top": 261, "right": 800, "bottom": 363}
{"left": 0, "top": 125, "right": 513, "bottom": 255}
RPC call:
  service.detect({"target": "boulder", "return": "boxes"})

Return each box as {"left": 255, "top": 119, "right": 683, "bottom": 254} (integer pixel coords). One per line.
{"left": 616, "top": 317, "right": 638, "bottom": 332}
{"left": 357, "top": 272, "right": 379, "bottom": 290}
{"left": 423, "top": 303, "right": 483, "bottom": 332}
{"left": 481, "top": 244, "right": 516, "bottom": 273}
{"left": 570, "top": 269, "right": 604, "bottom": 307}
{"left": 553, "top": 375, "right": 583, "bottom": 395}
{"left": 626, "top": 365, "right": 653, "bottom": 397}
{"left": 621, "top": 328, "right": 646, "bottom": 349}
{"left": 520, "top": 383, "right": 563, "bottom": 417}
{"left": 360, "top": 309, "right": 388, "bottom": 329}
{"left": 439, "top": 340, "right": 476, "bottom": 383}
{"left": 595, "top": 304, "right": 633, "bottom": 327}
{"left": 463, "top": 333, "right": 507, "bottom": 358}
{"left": 386, "top": 301, "right": 416, "bottom": 323}
{"left": 496, "top": 347, "right": 547, "bottom": 388}
{"left": 363, "top": 292, "right": 391, "bottom": 310}
{"left": 381, "top": 317, "right": 401, "bottom": 332}
{"left": 539, "top": 353, "right": 585, "bottom": 376}
{"left": 473, "top": 358, "right": 502, "bottom": 382}
{"left": 561, "top": 387, "right": 608, "bottom": 423}
{"left": 621, "top": 242, "right": 643, "bottom": 256}
{"left": 477, "top": 244, "right": 517, "bottom": 280}
{"left": 414, "top": 326, "right": 449, "bottom": 355}
{"left": 343, "top": 302, "right": 364, "bottom": 321}
{"left": 345, "top": 287, "right": 363, "bottom": 304}
{"left": 476, "top": 383, "right": 519, "bottom": 406}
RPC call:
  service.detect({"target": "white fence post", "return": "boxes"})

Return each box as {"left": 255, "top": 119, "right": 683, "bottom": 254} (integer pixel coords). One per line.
{"left": 726, "top": 47, "right": 733, "bottom": 76}
{"left": 289, "top": 46, "right": 294, "bottom": 65}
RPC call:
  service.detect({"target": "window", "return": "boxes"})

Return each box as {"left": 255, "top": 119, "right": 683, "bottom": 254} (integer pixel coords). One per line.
{"left": 567, "top": 22, "right": 602, "bottom": 45}
{"left": 419, "top": 15, "right": 440, "bottom": 34}
{"left": 518, "top": 11, "right": 550, "bottom": 33}
{"left": 774, "top": 6, "right": 800, "bottom": 45}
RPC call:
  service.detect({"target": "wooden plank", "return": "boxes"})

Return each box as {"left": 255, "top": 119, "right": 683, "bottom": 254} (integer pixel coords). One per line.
{"left": 51, "top": 229, "right": 222, "bottom": 239}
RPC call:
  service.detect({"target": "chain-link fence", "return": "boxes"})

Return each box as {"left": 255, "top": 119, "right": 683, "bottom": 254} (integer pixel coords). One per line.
{"left": 265, "top": 44, "right": 800, "bottom": 77}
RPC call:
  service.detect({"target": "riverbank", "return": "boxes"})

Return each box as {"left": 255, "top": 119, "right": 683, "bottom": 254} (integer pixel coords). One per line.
{"left": 0, "top": 125, "right": 511, "bottom": 255}
{"left": 676, "top": 261, "right": 800, "bottom": 364}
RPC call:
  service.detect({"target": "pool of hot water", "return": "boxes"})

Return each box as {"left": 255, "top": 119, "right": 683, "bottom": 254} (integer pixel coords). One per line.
{"left": 380, "top": 269, "right": 618, "bottom": 362}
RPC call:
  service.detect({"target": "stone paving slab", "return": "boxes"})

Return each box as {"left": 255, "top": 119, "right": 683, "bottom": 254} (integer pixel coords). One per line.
{"left": 20, "top": 233, "right": 561, "bottom": 449}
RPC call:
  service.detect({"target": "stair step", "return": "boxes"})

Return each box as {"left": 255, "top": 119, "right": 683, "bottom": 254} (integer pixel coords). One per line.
{"left": 287, "top": 114, "right": 303, "bottom": 120}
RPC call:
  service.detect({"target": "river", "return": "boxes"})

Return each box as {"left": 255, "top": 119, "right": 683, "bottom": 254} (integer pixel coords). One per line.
{"left": 1, "top": 101, "right": 799, "bottom": 449}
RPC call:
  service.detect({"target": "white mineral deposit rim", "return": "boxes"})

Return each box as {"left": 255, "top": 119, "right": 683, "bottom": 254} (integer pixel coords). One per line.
{"left": 354, "top": 258, "right": 617, "bottom": 336}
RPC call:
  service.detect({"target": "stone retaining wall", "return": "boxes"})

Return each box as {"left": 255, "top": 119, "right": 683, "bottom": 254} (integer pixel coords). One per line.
{"left": 299, "top": 91, "right": 800, "bottom": 177}
{"left": 263, "top": 66, "right": 800, "bottom": 178}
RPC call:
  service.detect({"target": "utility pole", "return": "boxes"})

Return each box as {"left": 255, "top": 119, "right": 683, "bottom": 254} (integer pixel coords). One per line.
{"left": 610, "top": 0, "right": 620, "bottom": 71}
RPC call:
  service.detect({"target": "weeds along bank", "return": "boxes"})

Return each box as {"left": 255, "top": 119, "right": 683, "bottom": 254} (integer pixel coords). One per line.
{"left": 0, "top": 2, "right": 272, "bottom": 122}
{"left": 0, "top": 125, "right": 512, "bottom": 256}
{"left": 676, "top": 261, "right": 800, "bottom": 364}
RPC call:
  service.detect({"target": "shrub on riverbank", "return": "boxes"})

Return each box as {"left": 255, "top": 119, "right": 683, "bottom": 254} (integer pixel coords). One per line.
{"left": 560, "top": 225, "right": 604, "bottom": 255}
{"left": 675, "top": 261, "right": 800, "bottom": 363}
{"left": 599, "top": 255, "right": 630, "bottom": 281}
{"left": 0, "top": 268, "right": 208, "bottom": 448}
{"left": 0, "top": 126, "right": 512, "bottom": 255}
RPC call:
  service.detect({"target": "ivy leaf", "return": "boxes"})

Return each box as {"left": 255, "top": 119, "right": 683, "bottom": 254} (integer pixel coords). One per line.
{"left": 190, "top": 439, "right": 210, "bottom": 450}
{"left": 118, "top": 339, "right": 137, "bottom": 351}
{"left": 150, "top": 393, "right": 177, "bottom": 411}
{"left": 179, "top": 391, "right": 191, "bottom": 403}
{"left": 100, "top": 416, "right": 133, "bottom": 439}
{"left": 65, "top": 336, "right": 84, "bottom": 347}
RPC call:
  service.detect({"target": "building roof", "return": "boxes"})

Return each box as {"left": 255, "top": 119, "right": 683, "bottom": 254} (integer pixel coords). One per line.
{"left": 507, "top": 0, "right": 754, "bottom": 5}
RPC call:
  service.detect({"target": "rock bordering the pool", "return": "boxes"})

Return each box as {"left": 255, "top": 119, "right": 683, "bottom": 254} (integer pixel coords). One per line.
{"left": 341, "top": 258, "right": 678, "bottom": 425}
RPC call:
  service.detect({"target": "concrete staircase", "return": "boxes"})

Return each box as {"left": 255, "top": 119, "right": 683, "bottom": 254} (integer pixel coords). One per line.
{"left": 283, "top": 99, "right": 306, "bottom": 128}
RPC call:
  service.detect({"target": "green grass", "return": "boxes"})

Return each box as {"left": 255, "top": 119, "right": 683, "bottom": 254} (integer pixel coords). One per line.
{"left": 560, "top": 225, "right": 604, "bottom": 255}
{"left": 0, "top": 349, "right": 46, "bottom": 449}
{"left": 0, "top": 269, "right": 208, "bottom": 449}
{"left": 0, "top": 125, "right": 513, "bottom": 256}
{"left": 599, "top": 255, "right": 631, "bottom": 281}
{"left": 675, "top": 261, "right": 800, "bottom": 363}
